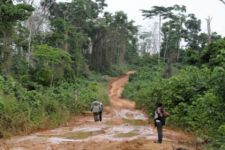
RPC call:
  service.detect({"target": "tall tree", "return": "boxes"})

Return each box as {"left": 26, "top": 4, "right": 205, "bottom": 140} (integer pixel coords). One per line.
{"left": 184, "top": 14, "right": 201, "bottom": 50}
{"left": 24, "top": 0, "right": 51, "bottom": 66}
{"left": 142, "top": 6, "right": 174, "bottom": 63}
{"left": 32, "top": 44, "right": 72, "bottom": 86}
{"left": 0, "top": 0, "right": 34, "bottom": 74}
{"left": 143, "top": 5, "right": 187, "bottom": 77}
{"left": 90, "top": 11, "right": 137, "bottom": 72}
{"left": 206, "top": 17, "right": 212, "bottom": 43}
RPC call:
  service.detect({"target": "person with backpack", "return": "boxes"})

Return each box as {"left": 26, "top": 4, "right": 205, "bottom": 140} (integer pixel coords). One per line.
{"left": 154, "top": 102, "right": 169, "bottom": 143}
{"left": 91, "top": 101, "right": 101, "bottom": 122}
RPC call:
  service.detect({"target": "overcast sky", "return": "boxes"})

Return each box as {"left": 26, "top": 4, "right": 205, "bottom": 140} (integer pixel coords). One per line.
{"left": 57, "top": 0, "right": 225, "bottom": 36}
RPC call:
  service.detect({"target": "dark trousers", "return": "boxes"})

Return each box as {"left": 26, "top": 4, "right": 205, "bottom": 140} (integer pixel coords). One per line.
{"left": 93, "top": 112, "right": 99, "bottom": 122}
{"left": 99, "top": 111, "right": 102, "bottom": 121}
{"left": 156, "top": 121, "right": 163, "bottom": 143}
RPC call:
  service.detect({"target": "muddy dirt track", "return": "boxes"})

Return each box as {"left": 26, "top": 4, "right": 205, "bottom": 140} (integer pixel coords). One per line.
{"left": 0, "top": 72, "right": 197, "bottom": 150}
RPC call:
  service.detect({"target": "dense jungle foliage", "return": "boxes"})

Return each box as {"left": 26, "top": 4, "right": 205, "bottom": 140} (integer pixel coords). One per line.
{"left": 0, "top": 0, "right": 225, "bottom": 149}
{"left": 0, "top": 0, "right": 137, "bottom": 137}
{"left": 123, "top": 5, "right": 225, "bottom": 149}
{"left": 123, "top": 39, "right": 225, "bottom": 149}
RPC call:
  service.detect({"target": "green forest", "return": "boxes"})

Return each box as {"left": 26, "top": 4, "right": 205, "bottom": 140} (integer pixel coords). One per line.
{"left": 123, "top": 5, "right": 225, "bottom": 150}
{"left": 0, "top": 0, "right": 225, "bottom": 149}
{"left": 0, "top": 0, "right": 137, "bottom": 137}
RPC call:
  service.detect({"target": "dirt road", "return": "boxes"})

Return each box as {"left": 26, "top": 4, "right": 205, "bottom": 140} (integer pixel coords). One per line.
{"left": 0, "top": 72, "right": 196, "bottom": 150}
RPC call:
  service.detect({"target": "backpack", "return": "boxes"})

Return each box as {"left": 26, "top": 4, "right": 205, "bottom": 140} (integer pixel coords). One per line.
{"left": 92, "top": 103, "right": 100, "bottom": 113}
{"left": 99, "top": 103, "right": 103, "bottom": 112}
{"left": 154, "top": 107, "right": 166, "bottom": 126}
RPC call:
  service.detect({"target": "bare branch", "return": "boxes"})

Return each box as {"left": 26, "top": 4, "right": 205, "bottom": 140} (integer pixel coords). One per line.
{"left": 220, "top": 0, "right": 225, "bottom": 5}
{"left": 205, "top": 16, "right": 213, "bottom": 43}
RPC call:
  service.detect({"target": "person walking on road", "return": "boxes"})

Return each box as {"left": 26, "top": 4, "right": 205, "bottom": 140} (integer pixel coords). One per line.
{"left": 91, "top": 101, "right": 101, "bottom": 122}
{"left": 154, "top": 102, "right": 169, "bottom": 143}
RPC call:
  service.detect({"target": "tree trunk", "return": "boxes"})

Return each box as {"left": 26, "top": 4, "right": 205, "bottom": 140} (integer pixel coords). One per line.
{"left": 163, "top": 35, "right": 168, "bottom": 63}
{"left": 64, "top": 30, "right": 68, "bottom": 51}
{"left": 1, "top": 30, "right": 11, "bottom": 74}
{"left": 206, "top": 17, "right": 212, "bottom": 44}
{"left": 27, "top": 25, "right": 32, "bottom": 67}
{"left": 158, "top": 15, "right": 161, "bottom": 64}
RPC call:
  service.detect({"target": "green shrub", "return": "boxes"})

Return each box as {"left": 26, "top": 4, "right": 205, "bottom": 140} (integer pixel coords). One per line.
{"left": 0, "top": 74, "right": 108, "bottom": 137}
{"left": 123, "top": 65, "right": 225, "bottom": 148}
{"left": 106, "top": 64, "right": 129, "bottom": 77}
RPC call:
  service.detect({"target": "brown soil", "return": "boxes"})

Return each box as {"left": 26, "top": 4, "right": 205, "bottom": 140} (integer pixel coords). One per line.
{"left": 0, "top": 72, "right": 197, "bottom": 150}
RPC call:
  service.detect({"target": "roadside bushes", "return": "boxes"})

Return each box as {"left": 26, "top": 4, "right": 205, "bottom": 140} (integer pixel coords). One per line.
{"left": 123, "top": 65, "right": 225, "bottom": 147}
{"left": 105, "top": 64, "right": 130, "bottom": 77}
{"left": 122, "top": 65, "right": 164, "bottom": 110}
{"left": 0, "top": 43, "right": 109, "bottom": 137}
{"left": 123, "top": 38, "right": 225, "bottom": 148}
{"left": 0, "top": 75, "right": 108, "bottom": 137}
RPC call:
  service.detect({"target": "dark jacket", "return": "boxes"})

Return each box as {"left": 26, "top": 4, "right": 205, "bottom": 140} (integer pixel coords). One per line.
{"left": 154, "top": 106, "right": 166, "bottom": 126}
